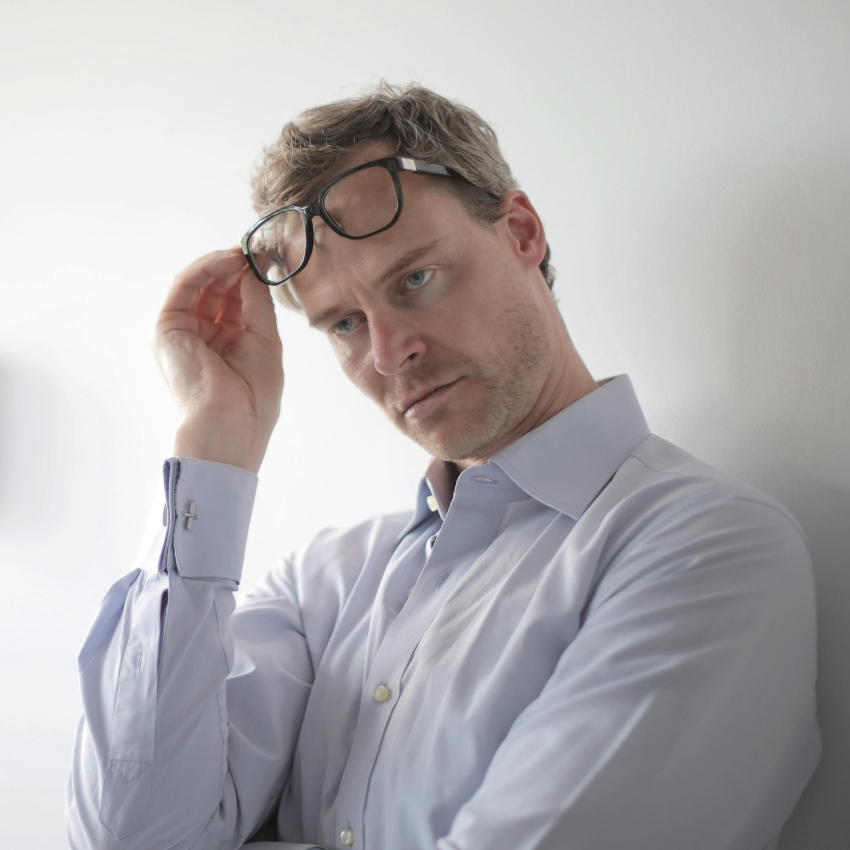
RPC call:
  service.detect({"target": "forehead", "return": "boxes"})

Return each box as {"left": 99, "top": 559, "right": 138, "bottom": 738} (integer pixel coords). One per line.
{"left": 289, "top": 168, "right": 481, "bottom": 313}
{"left": 310, "top": 141, "right": 398, "bottom": 199}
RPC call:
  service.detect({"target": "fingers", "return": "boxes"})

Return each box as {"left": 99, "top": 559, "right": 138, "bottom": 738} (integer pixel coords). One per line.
{"left": 213, "top": 277, "right": 244, "bottom": 329}
{"left": 155, "top": 248, "right": 280, "bottom": 359}
{"left": 239, "top": 267, "right": 279, "bottom": 338}
{"left": 195, "top": 267, "right": 280, "bottom": 353}
{"left": 202, "top": 277, "right": 246, "bottom": 348}
{"left": 195, "top": 275, "right": 244, "bottom": 341}
{"left": 204, "top": 268, "right": 276, "bottom": 336}
{"left": 161, "top": 248, "right": 248, "bottom": 315}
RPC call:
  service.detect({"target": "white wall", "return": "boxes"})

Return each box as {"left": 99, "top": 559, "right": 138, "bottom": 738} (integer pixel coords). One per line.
{"left": 1, "top": 1, "right": 848, "bottom": 846}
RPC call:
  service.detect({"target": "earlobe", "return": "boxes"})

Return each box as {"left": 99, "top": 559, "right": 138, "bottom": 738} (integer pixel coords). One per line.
{"left": 502, "top": 190, "right": 547, "bottom": 269}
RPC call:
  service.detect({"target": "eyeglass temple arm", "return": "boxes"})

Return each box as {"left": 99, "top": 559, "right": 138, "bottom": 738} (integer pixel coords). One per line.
{"left": 397, "top": 157, "right": 500, "bottom": 198}
{"left": 398, "top": 158, "right": 459, "bottom": 178}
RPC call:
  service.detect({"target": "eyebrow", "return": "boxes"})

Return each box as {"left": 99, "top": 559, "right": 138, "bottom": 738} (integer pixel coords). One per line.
{"left": 307, "top": 237, "right": 445, "bottom": 329}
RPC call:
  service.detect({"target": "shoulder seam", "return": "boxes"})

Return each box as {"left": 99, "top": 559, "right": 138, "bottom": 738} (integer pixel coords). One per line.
{"left": 627, "top": 453, "right": 807, "bottom": 543}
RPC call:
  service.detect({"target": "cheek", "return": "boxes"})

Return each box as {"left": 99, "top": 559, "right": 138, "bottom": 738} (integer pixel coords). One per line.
{"left": 335, "top": 342, "right": 385, "bottom": 403}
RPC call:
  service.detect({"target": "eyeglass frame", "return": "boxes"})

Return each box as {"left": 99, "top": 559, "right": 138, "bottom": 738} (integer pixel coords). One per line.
{"left": 240, "top": 156, "right": 464, "bottom": 286}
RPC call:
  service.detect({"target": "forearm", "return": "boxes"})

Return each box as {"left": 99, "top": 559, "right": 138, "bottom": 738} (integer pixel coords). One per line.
{"left": 67, "top": 458, "right": 259, "bottom": 849}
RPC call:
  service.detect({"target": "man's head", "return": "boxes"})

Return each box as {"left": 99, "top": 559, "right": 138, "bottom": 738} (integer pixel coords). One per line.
{"left": 251, "top": 83, "right": 554, "bottom": 308}
{"left": 249, "top": 84, "right": 594, "bottom": 466}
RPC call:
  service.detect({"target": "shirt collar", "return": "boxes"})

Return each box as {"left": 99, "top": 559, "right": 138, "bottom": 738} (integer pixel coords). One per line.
{"left": 491, "top": 374, "right": 650, "bottom": 519}
{"left": 398, "top": 374, "right": 650, "bottom": 539}
{"left": 425, "top": 459, "right": 458, "bottom": 518}
{"left": 398, "top": 459, "right": 456, "bottom": 540}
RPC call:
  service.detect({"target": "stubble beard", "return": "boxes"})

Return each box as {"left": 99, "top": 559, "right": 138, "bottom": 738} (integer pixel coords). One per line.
{"left": 385, "top": 300, "right": 551, "bottom": 462}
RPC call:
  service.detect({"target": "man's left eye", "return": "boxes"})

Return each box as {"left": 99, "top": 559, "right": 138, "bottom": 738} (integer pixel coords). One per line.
{"left": 404, "top": 269, "right": 433, "bottom": 290}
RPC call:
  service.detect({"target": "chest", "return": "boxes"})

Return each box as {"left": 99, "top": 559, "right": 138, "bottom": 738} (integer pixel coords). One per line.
{"left": 290, "top": 501, "right": 590, "bottom": 845}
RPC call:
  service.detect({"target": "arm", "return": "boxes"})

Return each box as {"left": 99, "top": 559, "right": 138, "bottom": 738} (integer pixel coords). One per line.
{"left": 437, "top": 497, "right": 820, "bottom": 850}
{"left": 67, "top": 252, "right": 306, "bottom": 848}
{"left": 68, "top": 458, "right": 316, "bottom": 848}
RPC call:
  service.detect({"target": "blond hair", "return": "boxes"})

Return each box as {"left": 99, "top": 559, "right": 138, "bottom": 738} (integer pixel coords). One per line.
{"left": 251, "top": 82, "right": 554, "bottom": 308}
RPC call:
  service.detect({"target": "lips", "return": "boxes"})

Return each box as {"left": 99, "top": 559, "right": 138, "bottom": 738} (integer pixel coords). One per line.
{"left": 401, "top": 379, "right": 461, "bottom": 417}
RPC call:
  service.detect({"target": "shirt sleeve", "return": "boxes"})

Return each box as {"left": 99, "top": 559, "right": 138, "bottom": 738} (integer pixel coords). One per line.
{"left": 67, "top": 458, "right": 316, "bottom": 850}
{"left": 435, "top": 495, "right": 821, "bottom": 850}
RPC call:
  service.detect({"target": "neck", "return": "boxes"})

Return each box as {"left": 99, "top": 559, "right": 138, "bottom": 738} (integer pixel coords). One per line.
{"left": 455, "top": 328, "right": 597, "bottom": 472}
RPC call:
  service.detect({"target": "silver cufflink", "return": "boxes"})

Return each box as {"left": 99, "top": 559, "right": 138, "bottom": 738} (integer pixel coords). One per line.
{"left": 183, "top": 500, "right": 198, "bottom": 530}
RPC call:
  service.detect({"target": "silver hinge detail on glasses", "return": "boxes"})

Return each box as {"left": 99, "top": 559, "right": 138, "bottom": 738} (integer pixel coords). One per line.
{"left": 400, "top": 157, "right": 417, "bottom": 171}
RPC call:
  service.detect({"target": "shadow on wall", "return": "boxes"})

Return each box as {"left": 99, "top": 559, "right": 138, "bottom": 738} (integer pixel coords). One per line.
{"left": 0, "top": 351, "right": 118, "bottom": 577}
{"left": 642, "top": 155, "right": 850, "bottom": 848}
{"left": 0, "top": 356, "right": 67, "bottom": 554}
{"left": 719, "top": 158, "right": 849, "bottom": 850}
{"left": 778, "top": 477, "right": 850, "bottom": 849}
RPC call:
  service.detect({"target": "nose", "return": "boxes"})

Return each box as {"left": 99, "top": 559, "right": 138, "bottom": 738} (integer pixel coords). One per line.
{"left": 369, "top": 310, "right": 426, "bottom": 376}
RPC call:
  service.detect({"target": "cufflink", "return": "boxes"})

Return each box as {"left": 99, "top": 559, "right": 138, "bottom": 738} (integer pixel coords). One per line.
{"left": 183, "top": 500, "right": 198, "bottom": 530}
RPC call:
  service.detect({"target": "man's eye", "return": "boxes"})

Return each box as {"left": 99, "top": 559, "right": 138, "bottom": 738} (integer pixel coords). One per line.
{"left": 404, "top": 269, "right": 433, "bottom": 290}
{"left": 333, "top": 316, "right": 359, "bottom": 336}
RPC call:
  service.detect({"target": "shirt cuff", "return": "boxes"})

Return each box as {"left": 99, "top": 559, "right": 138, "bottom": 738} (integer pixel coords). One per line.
{"left": 163, "top": 456, "right": 258, "bottom": 584}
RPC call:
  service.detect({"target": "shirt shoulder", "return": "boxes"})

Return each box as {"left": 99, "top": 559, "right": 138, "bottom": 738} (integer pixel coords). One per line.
{"left": 603, "top": 433, "right": 805, "bottom": 538}
{"left": 573, "top": 435, "right": 813, "bottom": 607}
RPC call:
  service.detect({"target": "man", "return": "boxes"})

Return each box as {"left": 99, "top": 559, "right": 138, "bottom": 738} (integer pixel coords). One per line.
{"left": 67, "top": 84, "right": 820, "bottom": 850}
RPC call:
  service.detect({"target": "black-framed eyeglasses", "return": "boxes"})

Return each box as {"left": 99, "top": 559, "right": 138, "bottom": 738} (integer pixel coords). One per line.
{"left": 240, "top": 156, "right": 462, "bottom": 286}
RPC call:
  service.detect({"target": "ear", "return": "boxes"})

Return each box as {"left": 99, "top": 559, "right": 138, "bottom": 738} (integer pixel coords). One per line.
{"left": 499, "top": 190, "right": 548, "bottom": 271}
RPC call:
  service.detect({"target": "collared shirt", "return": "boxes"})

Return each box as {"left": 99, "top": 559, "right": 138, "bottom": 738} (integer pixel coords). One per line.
{"left": 67, "top": 376, "right": 820, "bottom": 850}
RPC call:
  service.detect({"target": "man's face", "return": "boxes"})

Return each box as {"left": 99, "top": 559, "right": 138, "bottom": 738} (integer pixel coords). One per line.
{"left": 289, "top": 148, "right": 558, "bottom": 463}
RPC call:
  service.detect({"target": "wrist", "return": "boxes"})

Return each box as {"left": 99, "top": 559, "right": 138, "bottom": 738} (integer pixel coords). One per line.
{"left": 173, "top": 413, "right": 272, "bottom": 475}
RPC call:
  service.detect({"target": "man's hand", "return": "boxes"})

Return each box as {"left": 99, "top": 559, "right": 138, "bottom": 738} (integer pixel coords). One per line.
{"left": 153, "top": 248, "right": 284, "bottom": 474}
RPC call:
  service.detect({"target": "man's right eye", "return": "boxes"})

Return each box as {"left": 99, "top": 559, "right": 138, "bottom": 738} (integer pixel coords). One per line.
{"left": 333, "top": 316, "right": 360, "bottom": 336}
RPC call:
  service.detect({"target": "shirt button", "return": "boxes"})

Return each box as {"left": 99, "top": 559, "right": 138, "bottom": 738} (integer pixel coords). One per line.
{"left": 340, "top": 828, "right": 354, "bottom": 845}
{"left": 372, "top": 684, "right": 391, "bottom": 703}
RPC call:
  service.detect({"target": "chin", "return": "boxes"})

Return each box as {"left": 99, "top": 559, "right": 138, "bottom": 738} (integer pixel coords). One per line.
{"left": 403, "top": 412, "right": 512, "bottom": 463}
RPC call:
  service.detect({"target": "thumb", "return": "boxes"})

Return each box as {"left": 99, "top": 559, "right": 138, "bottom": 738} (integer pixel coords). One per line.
{"left": 240, "top": 266, "right": 280, "bottom": 339}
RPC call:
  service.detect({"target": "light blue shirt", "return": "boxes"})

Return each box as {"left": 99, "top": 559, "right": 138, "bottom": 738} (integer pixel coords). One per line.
{"left": 67, "top": 376, "right": 820, "bottom": 850}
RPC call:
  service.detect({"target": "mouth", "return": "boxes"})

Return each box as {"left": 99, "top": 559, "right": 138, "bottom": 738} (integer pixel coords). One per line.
{"left": 401, "top": 378, "right": 462, "bottom": 420}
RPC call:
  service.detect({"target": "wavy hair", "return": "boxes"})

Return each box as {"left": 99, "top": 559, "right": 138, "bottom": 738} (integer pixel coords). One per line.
{"left": 251, "top": 82, "right": 554, "bottom": 309}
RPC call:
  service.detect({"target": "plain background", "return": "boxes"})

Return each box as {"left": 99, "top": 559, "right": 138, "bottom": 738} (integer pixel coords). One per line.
{"left": 1, "top": 1, "right": 848, "bottom": 847}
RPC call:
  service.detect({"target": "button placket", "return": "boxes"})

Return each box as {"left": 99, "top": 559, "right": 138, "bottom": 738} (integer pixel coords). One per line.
{"left": 334, "top": 490, "right": 505, "bottom": 849}
{"left": 426, "top": 533, "right": 439, "bottom": 557}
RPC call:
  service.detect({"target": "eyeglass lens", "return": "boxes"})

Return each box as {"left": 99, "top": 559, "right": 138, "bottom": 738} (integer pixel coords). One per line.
{"left": 247, "top": 163, "right": 401, "bottom": 284}
{"left": 323, "top": 164, "right": 399, "bottom": 236}
{"left": 247, "top": 210, "right": 307, "bottom": 284}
